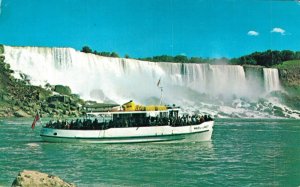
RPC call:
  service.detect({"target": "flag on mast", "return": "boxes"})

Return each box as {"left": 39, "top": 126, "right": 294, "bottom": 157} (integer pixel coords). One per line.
{"left": 31, "top": 113, "right": 40, "bottom": 129}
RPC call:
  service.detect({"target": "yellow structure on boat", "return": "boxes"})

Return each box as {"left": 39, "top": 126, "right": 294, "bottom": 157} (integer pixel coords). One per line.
{"left": 122, "top": 100, "right": 167, "bottom": 111}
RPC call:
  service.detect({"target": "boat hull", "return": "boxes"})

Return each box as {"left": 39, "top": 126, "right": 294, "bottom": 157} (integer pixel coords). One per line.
{"left": 40, "top": 121, "right": 214, "bottom": 143}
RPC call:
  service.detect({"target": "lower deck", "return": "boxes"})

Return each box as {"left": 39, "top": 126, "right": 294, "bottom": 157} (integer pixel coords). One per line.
{"left": 40, "top": 121, "right": 214, "bottom": 143}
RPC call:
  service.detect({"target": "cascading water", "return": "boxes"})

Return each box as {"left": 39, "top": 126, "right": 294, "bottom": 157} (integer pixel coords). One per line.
{"left": 208, "top": 65, "right": 247, "bottom": 97}
{"left": 263, "top": 68, "right": 281, "bottom": 92}
{"left": 3, "top": 46, "right": 253, "bottom": 102}
{"left": 3, "top": 45, "right": 299, "bottom": 118}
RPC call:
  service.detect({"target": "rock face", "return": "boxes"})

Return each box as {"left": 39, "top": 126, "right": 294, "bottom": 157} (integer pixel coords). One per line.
{"left": 279, "top": 68, "right": 300, "bottom": 87}
{"left": 0, "top": 51, "right": 86, "bottom": 118}
{"left": 13, "top": 110, "right": 31, "bottom": 117}
{"left": 11, "top": 170, "right": 76, "bottom": 187}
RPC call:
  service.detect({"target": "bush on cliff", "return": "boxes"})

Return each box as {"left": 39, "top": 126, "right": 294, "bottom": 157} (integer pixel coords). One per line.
{"left": 54, "top": 85, "right": 72, "bottom": 95}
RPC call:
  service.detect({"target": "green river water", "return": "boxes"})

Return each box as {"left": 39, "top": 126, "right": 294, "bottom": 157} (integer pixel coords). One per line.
{"left": 0, "top": 118, "right": 299, "bottom": 186}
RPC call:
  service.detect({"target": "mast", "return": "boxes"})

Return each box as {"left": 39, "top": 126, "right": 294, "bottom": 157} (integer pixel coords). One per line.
{"left": 159, "top": 86, "right": 163, "bottom": 105}
{"left": 157, "top": 78, "right": 163, "bottom": 105}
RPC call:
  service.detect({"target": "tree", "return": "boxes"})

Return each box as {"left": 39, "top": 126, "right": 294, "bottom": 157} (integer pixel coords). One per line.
{"left": 138, "top": 57, "right": 153, "bottom": 61}
{"left": 124, "top": 54, "right": 130, "bottom": 58}
{"left": 229, "top": 58, "right": 240, "bottom": 65}
{"left": 270, "top": 50, "right": 282, "bottom": 65}
{"left": 280, "top": 50, "right": 294, "bottom": 62}
{"left": 294, "top": 51, "right": 300, "bottom": 60}
{"left": 153, "top": 55, "right": 174, "bottom": 62}
{"left": 81, "top": 46, "right": 92, "bottom": 53}
{"left": 245, "top": 57, "right": 257, "bottom": 65}
{"left": 93, "top": 50, "right": 101, "bottom": 55}
{"left": 110, "top": 52, "right": 119, "bottom": 57}
{"left": 100, "top": 52, "right": 110, "bottom": 57}
{"left": 174, "top": 55, "right": 188, "bottom": 63}
{"left": 189, "top": 57, "right": 203, "bottom": 63}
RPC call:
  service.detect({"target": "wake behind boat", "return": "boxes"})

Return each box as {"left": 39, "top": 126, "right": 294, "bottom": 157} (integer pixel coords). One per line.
{"left": 40, "top": 101, "right": 214, "bottom": 143}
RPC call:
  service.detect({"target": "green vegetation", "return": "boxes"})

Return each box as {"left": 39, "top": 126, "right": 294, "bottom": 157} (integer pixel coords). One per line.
{"left": 81, "top": 45, "right": 300, "bottom": 67}
{"left": 81, "top": 46, "right": 119, "bottom": 58}
{"left": 273, "top": 60, "right": 300, "bottom": 69}
{"left": 142, "top": 50, "right": 300, "bottom": 67}
{"left": 273, "top": 60, "right": 300, "bottom": 110}
{"left": 232, "top": 50, "right": 300, "bottom": 67}
{"left": 275, "top": 60, "right": 300, "bottom": 89}
{"left": 138, "top": 55, "right": 229, "bottom": 64}
{"left": 0, "top": 44, "right": 4, "bottom": 54}
{"left": 54, "top": 85, "right": 72, "bottom": 95}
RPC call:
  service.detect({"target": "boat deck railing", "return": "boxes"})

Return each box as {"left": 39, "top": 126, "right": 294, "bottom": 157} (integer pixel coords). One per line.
{"left": 44, "top": 115, "right": 213, "bottom": 131}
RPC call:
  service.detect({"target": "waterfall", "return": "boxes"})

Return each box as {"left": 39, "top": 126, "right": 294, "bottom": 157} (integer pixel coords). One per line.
{"left": 208, "top": 65, "right": 247, "bottom": 96}
{"left": 4, "top": 46, "right": 255, "bottom": 103}
{"left": 263, "top": 68, "right": 281, "bottom": 92}
{"left": 3, "top": 45, "right": 299, "bottom": 118}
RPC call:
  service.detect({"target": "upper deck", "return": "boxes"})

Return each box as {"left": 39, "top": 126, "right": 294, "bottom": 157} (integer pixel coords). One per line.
{"left": 86, "top": 100, "right": 180, "bottom": 117}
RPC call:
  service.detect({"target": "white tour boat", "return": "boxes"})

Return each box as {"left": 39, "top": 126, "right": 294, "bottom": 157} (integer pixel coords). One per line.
{"left": 40, "top": 101, "right": 214, "bottom": 143}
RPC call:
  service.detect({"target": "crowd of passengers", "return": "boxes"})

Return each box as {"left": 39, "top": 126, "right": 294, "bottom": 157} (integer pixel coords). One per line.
{"left": 45, "top": 115, "right": 213, "bottom": 130}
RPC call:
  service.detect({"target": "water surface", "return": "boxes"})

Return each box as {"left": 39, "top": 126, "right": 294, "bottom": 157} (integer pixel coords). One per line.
{"left": 0, "top": 118, "right": 299, "bottom": 186}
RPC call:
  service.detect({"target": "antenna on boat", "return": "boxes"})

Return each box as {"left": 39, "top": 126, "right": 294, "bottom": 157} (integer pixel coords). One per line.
{"left": 157, "top": 78, "right": 163, "bottom": 105}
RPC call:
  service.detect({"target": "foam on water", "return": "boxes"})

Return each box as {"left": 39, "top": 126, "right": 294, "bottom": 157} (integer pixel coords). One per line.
{"left": 26, "top": 143, "right": 40, "bottom": 147}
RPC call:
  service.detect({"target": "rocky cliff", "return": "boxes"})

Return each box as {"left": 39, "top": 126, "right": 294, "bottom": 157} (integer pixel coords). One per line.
{"left": 277, "top": 60, "right": 300, "bottom": 87}
{"left": 0, "top": 48, "right": 86, "bottom": 117}
{"left": 276, "top": 60, "right": 300, "bottom": 110}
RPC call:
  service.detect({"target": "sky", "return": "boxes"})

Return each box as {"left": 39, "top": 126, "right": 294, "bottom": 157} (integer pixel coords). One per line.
{"left": 0, "top": 0, "right": 300, "bottom": 58}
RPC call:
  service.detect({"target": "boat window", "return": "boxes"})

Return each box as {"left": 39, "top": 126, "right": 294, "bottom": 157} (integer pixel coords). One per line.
{"left": 169, "top": 110, "right": 178, "bottom": 118}
{"left": 160, "top": 112, "right": 168, "bottom": 118}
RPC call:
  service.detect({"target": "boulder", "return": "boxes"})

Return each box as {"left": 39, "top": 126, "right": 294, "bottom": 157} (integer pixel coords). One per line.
{"left": 11, "top": 170, "right": 76, "bottom": 187}
{"left": 13, "top": 110, "right": 30, "bottom": 117}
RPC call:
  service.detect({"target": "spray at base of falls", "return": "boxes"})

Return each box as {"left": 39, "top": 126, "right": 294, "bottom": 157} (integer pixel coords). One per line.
{"left": 3, "top": 45, "right": 299, "bottom": 118}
